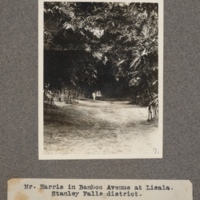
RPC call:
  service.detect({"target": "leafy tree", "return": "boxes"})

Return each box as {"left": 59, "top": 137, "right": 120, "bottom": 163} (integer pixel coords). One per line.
{"left": 43, "top": 2, "right": 159, "bottom": 107}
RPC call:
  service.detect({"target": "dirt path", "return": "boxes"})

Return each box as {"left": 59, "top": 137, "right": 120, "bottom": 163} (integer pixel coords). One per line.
{"left": 43, "top": 99, "right": 161, "bottom": 157}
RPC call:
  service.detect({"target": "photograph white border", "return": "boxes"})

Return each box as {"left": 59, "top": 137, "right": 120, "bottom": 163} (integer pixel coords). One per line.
{"left": 38, "top": 0, "right": 164, "bottom": 160}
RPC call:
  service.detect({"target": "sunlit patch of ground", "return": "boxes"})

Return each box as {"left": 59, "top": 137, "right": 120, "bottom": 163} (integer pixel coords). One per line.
{"left": 43, "top": 99, "right": 160, "bottom": 156}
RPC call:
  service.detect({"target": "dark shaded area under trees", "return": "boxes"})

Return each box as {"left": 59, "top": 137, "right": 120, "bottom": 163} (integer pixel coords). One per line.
{"left": 44, "top": 2, "right": 159, "bottom": 108}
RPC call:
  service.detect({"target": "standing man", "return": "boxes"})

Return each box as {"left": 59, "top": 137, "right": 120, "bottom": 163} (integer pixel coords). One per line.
{"left": 92, "top": 92, "right": 96, "bottom": 100}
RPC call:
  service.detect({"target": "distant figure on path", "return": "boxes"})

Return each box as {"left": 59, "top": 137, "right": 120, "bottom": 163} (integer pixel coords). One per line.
{"left": 92, "top": 92, "right": 96, "bottom": 100}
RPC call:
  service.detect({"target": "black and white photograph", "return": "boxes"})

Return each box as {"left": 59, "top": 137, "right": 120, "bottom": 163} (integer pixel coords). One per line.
{"left": 39, "top": 0, "right": 163, "bottom": 159}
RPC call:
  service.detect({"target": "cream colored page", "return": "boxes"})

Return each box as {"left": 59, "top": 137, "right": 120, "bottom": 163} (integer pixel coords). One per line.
{"left": 8, "top": 179, "right": 192, "bottom": 200}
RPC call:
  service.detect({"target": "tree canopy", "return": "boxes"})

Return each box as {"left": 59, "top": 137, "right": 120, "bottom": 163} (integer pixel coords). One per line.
{"left": 44, "top": 2, "right": 159, "bottom": 105}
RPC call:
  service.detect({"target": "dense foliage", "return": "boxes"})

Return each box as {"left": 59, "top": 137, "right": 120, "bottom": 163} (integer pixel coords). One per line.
{"left": 44, "top": 2, "right": 159, "bottom": 105}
